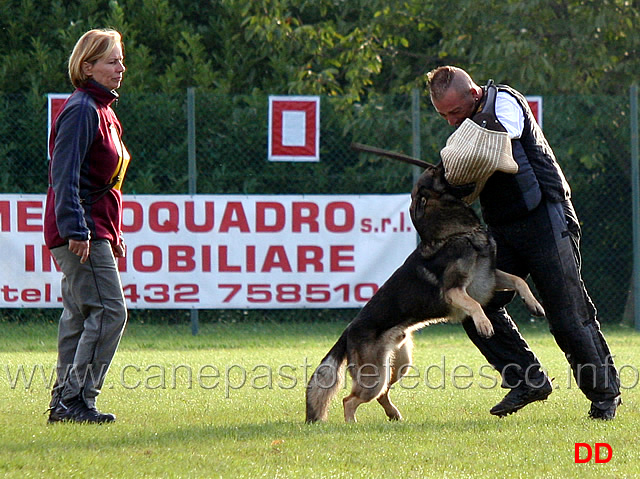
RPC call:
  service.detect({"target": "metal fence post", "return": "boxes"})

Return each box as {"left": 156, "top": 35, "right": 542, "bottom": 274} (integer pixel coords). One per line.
{"left": 411, "top": 88, "right": 422, "bottom": 184}
{"left": 631, "top": 84, "right": 640, "bottom": 331}
{"left": 412, "top": 89, "right": 422, "bottom": 247}
{"left": 187, "top": 87, "right": 199, "bottom": 335}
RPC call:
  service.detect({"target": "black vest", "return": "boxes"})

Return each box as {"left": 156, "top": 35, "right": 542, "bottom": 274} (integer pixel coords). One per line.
{"left": 474, "top": 84, "right": 570, "bottom": 225}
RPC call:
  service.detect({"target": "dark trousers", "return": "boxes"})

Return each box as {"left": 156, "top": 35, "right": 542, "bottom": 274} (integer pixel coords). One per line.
{"left": 463, "top": 200, "right": 620, "bottom": 404}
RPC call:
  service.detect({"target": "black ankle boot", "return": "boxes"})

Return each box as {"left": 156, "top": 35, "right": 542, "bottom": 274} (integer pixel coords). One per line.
{"left": 48, "top": 396, "right": 115, "bottom": 424}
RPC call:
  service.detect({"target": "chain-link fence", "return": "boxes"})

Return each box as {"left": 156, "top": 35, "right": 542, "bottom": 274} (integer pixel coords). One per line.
{"left": 0, "top": 89, "right": 634, "bottom": 324}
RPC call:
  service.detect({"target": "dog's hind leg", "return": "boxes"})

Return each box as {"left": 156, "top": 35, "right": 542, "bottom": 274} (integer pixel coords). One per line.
{"left": 343, "top": 394, "right": 366, "bottom": 423}
{"left": 344, "top": 358, "right": 388, "bottom": 422}
{"left": 377, "top": 334, "right": 413, "bottom": 421}
{"left": 343, "top": 335, "right": 398, "bottom": 423}
{"left": 494, "top": 270, "right": 545, "bottom": 317}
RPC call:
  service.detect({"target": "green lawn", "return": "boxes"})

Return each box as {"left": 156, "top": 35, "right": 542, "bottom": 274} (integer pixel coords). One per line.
{"left": 0, "top": 319, "right": 638, "bottom": 478}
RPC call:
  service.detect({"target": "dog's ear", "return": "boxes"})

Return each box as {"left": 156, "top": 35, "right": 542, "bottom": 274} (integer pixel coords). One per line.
{"left": 410, "top": 166, "right": 438, "bottom": 225}
{"left": 410, "top": 195, "right": 427, "bottom": 226}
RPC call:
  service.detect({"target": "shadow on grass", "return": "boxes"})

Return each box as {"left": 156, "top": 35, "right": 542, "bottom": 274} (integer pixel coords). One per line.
{"left": 11, "top": 413, "right": 535, "bottom": 455}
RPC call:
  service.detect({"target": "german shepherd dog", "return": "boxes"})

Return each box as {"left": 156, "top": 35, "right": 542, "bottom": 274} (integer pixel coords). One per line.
{"left": 305, "top": 162, "right": 545, "bottom": 423}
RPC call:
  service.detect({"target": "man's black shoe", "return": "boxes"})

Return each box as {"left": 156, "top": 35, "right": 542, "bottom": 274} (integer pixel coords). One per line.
{"left": 588, "top": 396, "right": 621, "bottom": 421}
{"left": 47, "top": 396, "right": 116, "bottom": 424}
{"left": 490, "top": 381, "right": 553, "bottom": 417}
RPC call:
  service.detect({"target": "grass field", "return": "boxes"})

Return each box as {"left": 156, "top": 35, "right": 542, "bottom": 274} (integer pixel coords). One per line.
{"left": 0, "top": 318, "right": 638, "bottom": 478}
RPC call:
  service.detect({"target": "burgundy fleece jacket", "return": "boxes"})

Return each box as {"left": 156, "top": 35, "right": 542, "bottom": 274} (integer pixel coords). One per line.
{"left": 44, "top": 80, "right": 129, "bottom": 250}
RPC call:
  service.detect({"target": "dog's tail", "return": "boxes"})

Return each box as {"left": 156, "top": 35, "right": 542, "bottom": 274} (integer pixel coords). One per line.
{"left": 305, "top": 330, "right": 348, "bottom": 423}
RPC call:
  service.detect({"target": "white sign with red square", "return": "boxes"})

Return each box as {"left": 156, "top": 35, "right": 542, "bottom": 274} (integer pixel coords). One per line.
{"left": 268, "top": 95, "right": 320, "bottom": 162}
{"left": 47, "top": 93, "right": 71, "bottom": 158}
{"left": 526, "top": 96, "right": 543, "bottom": 129}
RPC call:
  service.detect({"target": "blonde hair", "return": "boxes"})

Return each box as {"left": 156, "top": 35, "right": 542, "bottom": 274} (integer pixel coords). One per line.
{"left": 68, "top": 28, "right": 123, "bottom": 88}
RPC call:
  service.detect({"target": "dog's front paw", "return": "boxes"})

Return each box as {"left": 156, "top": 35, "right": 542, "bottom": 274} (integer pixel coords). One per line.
{"left": 528, "top": 300, "right": 546, "bottom": 317}
{"left": 518, "top": 288, "right": 546, "bottom": 317}
{"left": 475, "top": 318, "right": 494, "bottom": 338}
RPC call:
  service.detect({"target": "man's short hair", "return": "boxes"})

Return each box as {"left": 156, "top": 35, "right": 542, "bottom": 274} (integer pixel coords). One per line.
{"left": 426, "top": 66, "right": 472, "bottom": 101}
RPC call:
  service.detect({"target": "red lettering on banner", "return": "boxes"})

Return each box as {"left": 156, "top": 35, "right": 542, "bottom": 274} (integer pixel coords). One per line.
{"left": 24, "top": 245, "right": 59, "bottom": 272}
{"left": 1, "top": 285, "right": 19, "bottom": 302}
{"left": 185, "top": 201, "right": 214, "bottom": 232}
{"left": 330, "top": 245, "right": 355, "bottom": 272}
{"left": 292, "top": 202, "right": 320, "bottom": 232}
{"left": 246, "top": 245, "right": 256, "bottom": 272}
{"left": 218, "top": 245, "right": 241, "bottom": 272}
{"left": 169, "top": 246, "right": 196, "bottom": 272}
{"left": 256, "top": 202, "right": 286, "bottom": 232}
{"left": 22, "top": 288, "right": 42, "bottom": 302}
{"left": 298, "top": 246, "right": 324, "bottom": 272}
{"left": 18, "top": 201, "right": 43, "bottom": 232}
{"left": 120, "top": 199, "right": 367, "bottom": 234}
{"left": 219, "top": 202, "right": 250, "bottom": 232}
{"left": 119, "top": 244, "right": 356, "bottom": 273}
{"left": 25, "top": 245, "right": 35, "bottom": 272}
{"left": 0, "top": 201, "right": 9, "bottom": 231}
{"left": 123, "top": 201, "right": 143, "bottom": 233}
{"left": 202, "top": 245, "right": 211, "bottom": 272}
{"left": 42, "top": 245, "right": 58, "bottom": 272}
{"left": 133, "top": 245, "right": 163, "bottom": 272}
{"left": 20, "top": 240, "right": 360, "bottom": 275}
{"left": 325, "top": 202, "right": 354, "bottom": 232}
{"left": 261, "top": 246, "right": 293, "bottom": 272}
{"left": 150, "top": 202, "right": 179, "bottom": 232}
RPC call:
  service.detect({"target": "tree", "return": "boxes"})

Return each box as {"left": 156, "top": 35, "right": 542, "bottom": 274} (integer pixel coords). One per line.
{"left": 1, "top": 0, "right": 637, "bottom": 98}
{"left": 428, "top": 0, "right": 640, "bottom": 95}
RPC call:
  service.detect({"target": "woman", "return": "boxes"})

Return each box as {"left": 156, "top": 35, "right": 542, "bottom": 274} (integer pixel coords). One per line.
{"left": 45, "top": 28, "right": 130, "bottom": 424}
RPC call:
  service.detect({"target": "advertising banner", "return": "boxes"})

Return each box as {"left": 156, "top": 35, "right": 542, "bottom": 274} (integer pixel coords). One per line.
{"left": 0, "top": 194, "right": 416, "bottom": 309}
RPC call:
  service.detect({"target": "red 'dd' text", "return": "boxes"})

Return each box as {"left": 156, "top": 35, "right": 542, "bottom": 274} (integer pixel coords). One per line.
{"left": 574, "top": 443, "right": 612, "bottom": 464}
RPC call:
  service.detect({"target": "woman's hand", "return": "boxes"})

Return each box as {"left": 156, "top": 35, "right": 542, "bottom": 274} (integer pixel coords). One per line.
{"left": 68, "top": 239, "right": 90, "bottom": 264}
{"left": 113, "top": 239, "right": 126, "bottom": 258}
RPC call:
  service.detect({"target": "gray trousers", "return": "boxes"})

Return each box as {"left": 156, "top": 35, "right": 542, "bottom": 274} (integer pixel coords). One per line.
{"left": 50, "top": 240, "right": 127, "bottom": 408}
